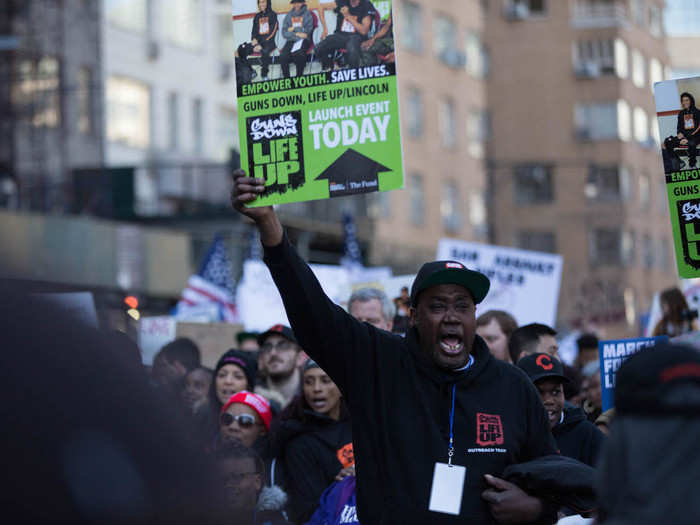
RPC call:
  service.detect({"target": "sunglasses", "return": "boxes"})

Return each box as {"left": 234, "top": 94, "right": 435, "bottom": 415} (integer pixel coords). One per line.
{"left": 220, "top": 412, "right": 257, "bottom": 428}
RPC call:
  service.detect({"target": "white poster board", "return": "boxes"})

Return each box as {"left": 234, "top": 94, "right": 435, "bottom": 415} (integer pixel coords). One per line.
{"left": 139, "top": 316, "right": 177, "bottom": 365}
{"left": 235, "top": 260, "right": 358, "bottom": 331}
{"left": 436, "top": 239, "right": 563, "bottom": 327}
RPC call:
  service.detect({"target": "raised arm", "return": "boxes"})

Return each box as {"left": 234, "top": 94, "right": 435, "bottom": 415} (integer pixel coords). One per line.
{"left": 231, "top": 170, "right": 378, "bottom": 396}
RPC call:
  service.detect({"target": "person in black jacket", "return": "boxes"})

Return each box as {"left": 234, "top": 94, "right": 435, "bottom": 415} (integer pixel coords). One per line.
{"left": 282, "top": 360, "right": 353, "bottom": 523}
{"left": 316, "top": 0, "right": 373, "bottom": 71}
{"left": 664, "top": 91, "right": 700, "bottom": 169}
{"left": 231, "top": 171, "right": 560, "bottom": 525}
{"left": 518, "top": 353, "right": 605, "bottom": 467}
{"left": 237, "top": 0, "right": 279, "bottom": 81}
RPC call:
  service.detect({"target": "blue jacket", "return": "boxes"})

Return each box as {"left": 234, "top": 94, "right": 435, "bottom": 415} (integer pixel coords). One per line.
{"left": 306, "top": 477, "right": 359, "bottom": 525}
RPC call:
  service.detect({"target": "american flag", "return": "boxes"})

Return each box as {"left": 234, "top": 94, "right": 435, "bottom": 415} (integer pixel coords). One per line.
{"left": 176, "top": 235, "right": 237, "bottom": 323}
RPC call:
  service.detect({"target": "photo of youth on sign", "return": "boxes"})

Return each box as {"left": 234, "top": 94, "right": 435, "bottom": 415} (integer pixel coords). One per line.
{"left": 656, "top": 76, "right": 700, "bottom": 277}
{"left": 232, "top": 0, "right": 404, "bottom": 207}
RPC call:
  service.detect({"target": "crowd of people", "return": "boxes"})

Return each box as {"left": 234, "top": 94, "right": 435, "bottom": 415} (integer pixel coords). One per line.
{"left": 236, "top": 0, "right": 394, "bottom": 83}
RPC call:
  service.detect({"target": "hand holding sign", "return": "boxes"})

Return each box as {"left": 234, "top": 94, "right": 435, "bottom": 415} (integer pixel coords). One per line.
{"left": 231, "top": 169, "right": 283, "bottom": 246}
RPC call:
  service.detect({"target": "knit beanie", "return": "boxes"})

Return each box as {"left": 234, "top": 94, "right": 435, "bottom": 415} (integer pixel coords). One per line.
{"left": 215, "top": 349, "right": 257, "bottom": 391}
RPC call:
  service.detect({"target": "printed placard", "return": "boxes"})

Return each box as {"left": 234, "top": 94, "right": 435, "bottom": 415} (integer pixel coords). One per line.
{"left": 598, "top": 336, "right": 668, "bottom": 411}
{"left": 654, "top": 76, "right": 700, "bottom": 277}
{"left": 232, "top": 0, "right": 403, "bottom": 207}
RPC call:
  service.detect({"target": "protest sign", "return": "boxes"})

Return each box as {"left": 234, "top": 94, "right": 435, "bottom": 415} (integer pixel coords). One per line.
{"left": 436, "top": 239, "right": 563, "bottom": 327}
{"left": 176, "top": 322, "right": 244, "bottom": 368}
{"left": 235, "top": 259, "right": 356, "bottom": 331}
{"left": 139, "top": 316, "right": 177, "bottom": 365}
{"left": 655, "top": 76, "right": 700, "bottom": 277}
{"left": 232, "top": 0, "right": 403, "bottom": 207}
{"left": 598, "top": 336, "right": 668, "bottom": 411}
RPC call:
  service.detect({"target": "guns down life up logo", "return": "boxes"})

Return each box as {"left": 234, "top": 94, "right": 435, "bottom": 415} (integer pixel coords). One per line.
{"left": 246, "top": 111, "right": 305, "bottom": 196}
{"left": 678, "top": 199, "right": 700, "bottom": 269}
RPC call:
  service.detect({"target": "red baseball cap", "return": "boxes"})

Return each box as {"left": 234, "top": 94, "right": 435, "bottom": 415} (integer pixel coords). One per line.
{"left": 221, "top": 391, "right": 272, "bottom": 432}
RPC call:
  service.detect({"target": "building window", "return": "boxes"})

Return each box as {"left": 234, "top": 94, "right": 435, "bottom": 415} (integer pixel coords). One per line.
{"left": 369, "top": 191, "right": 392, "bottom": 219}
{"left": 649, "top": 57, "right": 663, "bottom": 91}
{"left": 614, "top": 38, "right": 628, "bottom": 78}
{"left": 77, "top": 67, "right": 93, "bottom": 134}
{"left": 163, "top": 0, "right": 204, "bottom": 50}
{"left": 105, "top": 0, "right": 147, "bottom": 32}
{"left": 643, "top": 234, "right": 654, "bottom": 269}
{"left": 439, "top": 97, "right": 457, "bottom": 149}
{"left": 218, "top": 14, "right": 234, "bottom": 59}
{"left": 434, "top": 15, "right": 463, "bottom": 67}
{"left": 401, "top": 1, "right": 423, "bottom": 53}
{"left": 618, "top": 99, "right": 631, "bottom": 141}
{"left": 585, "top": 165, "right": 623, "bottom": 201}
{"left": 441, "top": 181, "right": 461, "bottom": 233}
{"left": 167, "top": 92, "right": 179, "bottom": 150}
{"left": 467, "top": 109, "right": 490, "bottom": 158}
{"left": 639, "top": 172, "right": 650, "bottom": 206}
{"left": 590, "top": 228, "right": 634, "bottom": 266}
{"left": 517, "top": 231, "right": 557, "bottom": 253}
{"left": 405, "top": 87, "right": 424, "bottom": 138}
{"left": 470, "top": 192, "right": 488, "bottom": 238}
{"left": 659, "top": 237, "right": 670, "bottom": 271}
{"left": 574, "top": 101, "right": 630, "bottom": 141}
{"left": 465, "top": 32, "right": 488, "bottom": 78}
{"left": 632, "top": 49, "right": 646, "bottom": 88}
{"left": 515, "top": 165, "right": 553, "bottom": 204}
{"left": 107, "top": 76, "right": 150, "bottom": 148}
{"left": 573, "top": 39, "right": 616, "bottom": 77}
{"left": 505, "top": 0, "right": 547, "bottom": 18}
{"left": 409, "top": 174, "right": 425, "bottom": 226}
{"left": 649, "top": 4, "right": 661, "bottom": 37}
{"left": 216, "top": 106, "right": 238, "bottom": 161}
{"left": 12, "top": 56, "right": 61, "bottom": 128}
{"left": 193, "top": 98, "right": 203, "bottom": 154}
{"left": 630, "top": 0, "right": 647, "bottom": 27}
{"left": 633, "top": 107, "right": 649, "bottom": 144}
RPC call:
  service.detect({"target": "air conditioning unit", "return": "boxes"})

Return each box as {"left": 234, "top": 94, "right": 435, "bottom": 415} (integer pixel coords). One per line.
{"left": 504, "top": 3, "right": 529, "bottom": 21}
{"left": 147, "top": 40, "right": 160, "bottom": 61}
{"left": 220, "top": 62, "right": 233, "bottom": 82}
{"left": 575, "top": 60, "right": 601, "bottom": 78}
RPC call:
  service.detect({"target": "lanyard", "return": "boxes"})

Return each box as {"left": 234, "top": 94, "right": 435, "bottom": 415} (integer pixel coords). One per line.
{"left": 448, "top": 384, "right": 456, "bottom": 466}
{"left": 447, "top": 355, "right": 474, "bottom": 467}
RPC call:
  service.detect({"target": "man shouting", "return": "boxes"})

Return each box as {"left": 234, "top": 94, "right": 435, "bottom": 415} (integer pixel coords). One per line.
{"left": 231, "top": 171, "right": 558, "bottom": 524}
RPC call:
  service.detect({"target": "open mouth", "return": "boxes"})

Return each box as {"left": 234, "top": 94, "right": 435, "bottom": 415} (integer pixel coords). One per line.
{"left": 440, "top": 334, "right": 464, "bottom": 356}
{"left": 546, "top": 409, "right": 559, "bottom": 423}
{"left": 311, "top": 398, "right": 328, "bottom": 410}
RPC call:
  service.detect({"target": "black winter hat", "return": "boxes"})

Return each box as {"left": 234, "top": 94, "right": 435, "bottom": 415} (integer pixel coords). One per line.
{"left": 257, "top": 324, "right": 298, "bottom": 346}
{"left": 517, "top": 353, "right": 570, "bottom": 384}
{"left": 410, "top": 260, "right": 490, "bottom": 306}
{"left": 615, "top": 343, "right": 700, "bottom": 416}
{"left": 214, "top": 349, "right": 257, "bottom": 391}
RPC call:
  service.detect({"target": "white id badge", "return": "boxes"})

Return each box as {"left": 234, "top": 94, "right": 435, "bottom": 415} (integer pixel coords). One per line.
{"left": 428, "top": 462, "right": 466, "bottom": 515}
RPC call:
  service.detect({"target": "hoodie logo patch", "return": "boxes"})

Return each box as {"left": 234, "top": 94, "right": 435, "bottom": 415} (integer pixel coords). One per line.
{"left": 337, "top": 443, "right": 355, "bottom": 469}
{"left": 685, "top": 114, "right": 695, "bottom": 130}
{"left": 476, "top": 413, "right": 504, "bottom": 446}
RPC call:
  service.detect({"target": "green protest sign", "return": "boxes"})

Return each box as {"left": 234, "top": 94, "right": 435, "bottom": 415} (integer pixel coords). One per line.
{"left": 655, "top": 76, "right": 700, "bottom": 277}
{"left": 232, "top": 0, "right": 403, "bottom": 207}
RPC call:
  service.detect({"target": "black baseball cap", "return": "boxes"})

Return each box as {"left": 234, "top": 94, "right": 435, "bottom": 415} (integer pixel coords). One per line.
{"left": 410, "top": 260, "right": 490, "bottom": 306}
{"left": 518, "top": 353, "right": 570, "bottom": 384}
{"left": 257, "top": 324, "right": 298, "bottom": 346}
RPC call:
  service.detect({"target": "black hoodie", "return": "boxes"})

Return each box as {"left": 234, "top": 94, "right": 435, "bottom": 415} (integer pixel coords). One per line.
{"left": 551, "top": 403, "right": 605, "bottom": 467}
{"left": 677, "top": 92, "right": 700, "bottom": 140}
{"left": 251, "top": 8, "right": 278, "bottom": 44}
{"left": 282, "top": 409, "right": 353, "bottom": 523}
{"left": 263, "top": 235, "right": 557, "bottom": 524}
